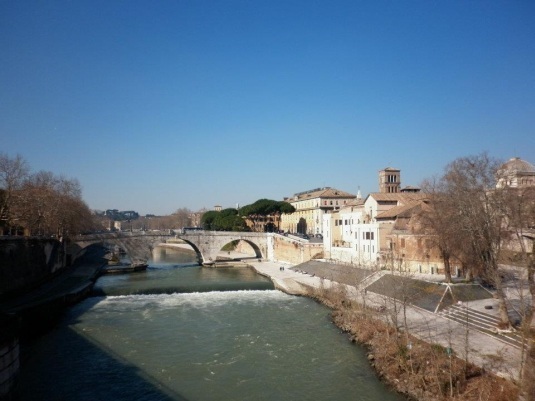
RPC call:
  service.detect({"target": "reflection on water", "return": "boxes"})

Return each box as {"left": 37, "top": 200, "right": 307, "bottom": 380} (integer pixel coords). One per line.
{"left": 94, "top": 245, "right": 274, "bottom": 296}
{"left": 151, "top": 245, "right": 197, "bottom": 264}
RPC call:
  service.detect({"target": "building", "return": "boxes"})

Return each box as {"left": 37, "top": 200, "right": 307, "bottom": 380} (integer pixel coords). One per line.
{"left": 280, "top": 187, "right": 356, "bottom": 235}
{"left": 379, "top": 167, "right": 401, "bottom": 193}
{"left": 381, "top": 202, "right": 447, "bottom": 274}
{"left": 496, "top": 157, "right": 535, "bottom": 189}
{"left": 322, "top": 195, "right": 381, "bottom": 265}
{"left": 322, "top": 167, "right": 433, "bottom": 268}
{"left": 496, "top": 157, "right": 535, "bottom": 258}
{"left": 324, "top": 191, "right": 429, "bottom": 266}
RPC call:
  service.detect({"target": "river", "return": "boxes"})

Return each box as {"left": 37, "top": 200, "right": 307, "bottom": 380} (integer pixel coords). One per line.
{"left": 19, "top": 247, "right": 405, "bottom": 400}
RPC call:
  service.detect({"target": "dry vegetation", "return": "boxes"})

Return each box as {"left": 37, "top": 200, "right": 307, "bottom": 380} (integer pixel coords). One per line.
{"left": 307, "top": 283, "right": 519, "bottom": 401}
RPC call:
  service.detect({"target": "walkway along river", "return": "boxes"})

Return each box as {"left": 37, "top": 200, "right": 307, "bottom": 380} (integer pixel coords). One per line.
{"left": 18, "top": 246, "right": 405, "bottom": 401}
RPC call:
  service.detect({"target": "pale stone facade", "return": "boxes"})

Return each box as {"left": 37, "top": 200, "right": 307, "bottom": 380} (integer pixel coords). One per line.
{"left": 323, "top": 192, "right": 429, "bottom": 267}
{"left": 280, "top": 187, "right": 356, "bottom": 235}
{"left": 322, "top": 199, "right": 380, "bottom": 265}
{"left": 320, "top": 166, "right": 435, "bottom": 269}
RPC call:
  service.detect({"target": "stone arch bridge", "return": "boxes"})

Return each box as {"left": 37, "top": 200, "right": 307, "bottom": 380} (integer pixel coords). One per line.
{"left": 73, "top": 231, "right": 270, "bottom": 265}
{"left": 178, "top": 231, "right": 269, "bottom": 265}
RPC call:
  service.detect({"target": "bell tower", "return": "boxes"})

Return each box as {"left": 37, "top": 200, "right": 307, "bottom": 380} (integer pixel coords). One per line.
{"left": 379, "top": 167, "right": 401, "bottom": 193}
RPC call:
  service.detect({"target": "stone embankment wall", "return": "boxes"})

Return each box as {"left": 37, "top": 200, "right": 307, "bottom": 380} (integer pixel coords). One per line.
{"left": 0, "top": 237, "right": 65, "bottom": 298}
{"left": 232, "top": 234, "right": 323, "bottom": 265}
{"left": 0, "top": 315, "right": 20, "bottom": 400}
{"left": 271, "top": 235, "right": 323, "bottom": 264}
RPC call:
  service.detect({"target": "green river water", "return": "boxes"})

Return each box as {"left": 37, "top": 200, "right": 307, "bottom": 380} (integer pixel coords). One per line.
{"left": 19, "top": 247, "right": 405, "bottom": 401}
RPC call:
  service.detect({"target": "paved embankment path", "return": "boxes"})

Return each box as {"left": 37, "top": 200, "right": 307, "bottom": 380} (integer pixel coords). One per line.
{"left": 249, "top": 259, "right": 523, "bottom": 381}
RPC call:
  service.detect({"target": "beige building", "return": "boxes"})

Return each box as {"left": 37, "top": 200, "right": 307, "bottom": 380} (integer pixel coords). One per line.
{"left": 280, "top": 187, "right": 356, "bottom": 235}
{"left": 384, "top": 203, "right": 447, "bottom": 275}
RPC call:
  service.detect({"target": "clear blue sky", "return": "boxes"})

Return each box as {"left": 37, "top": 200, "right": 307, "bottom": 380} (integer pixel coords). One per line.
{"left": 1, "top": 1, "right": 534, "bottom": 215}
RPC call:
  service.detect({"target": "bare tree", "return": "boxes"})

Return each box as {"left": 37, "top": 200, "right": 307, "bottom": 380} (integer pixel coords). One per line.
{"left": 500, "top": 186, "right": 535, "bottom": 325}
{"left": 173, "top": 207, "right": 193, "bottom": 228}
{"left": 0, "top": 153, "right": 29, "bottom": 232}
{"left": 423, "top": 154, "right": 511, "bottom": 328}
{"left": 498, "top": 185, "right": 535, "bottom": 399}
{"left": 417, "top": 179, "right": 460, "bottom": 283}
{"left": 12, "top": 170, "right": 93, "bottom": 237}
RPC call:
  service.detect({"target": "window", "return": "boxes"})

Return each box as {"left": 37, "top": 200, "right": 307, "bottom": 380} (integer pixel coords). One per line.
{"left": 364, "top": 232, "right": 374, "bottom": 240}
{"left": 400, "top": 238, "right": 405, "bottom": 248}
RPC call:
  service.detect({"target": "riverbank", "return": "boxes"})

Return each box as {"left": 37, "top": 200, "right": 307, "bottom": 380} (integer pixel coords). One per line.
{"left": 2, "top": 248, "right": 524, "bottom": 401}
{"left": 248, "top": 259, "right": 522, "bottom": 401}
{"left": 0, "top": 246, "right": 106, "bottom": 337}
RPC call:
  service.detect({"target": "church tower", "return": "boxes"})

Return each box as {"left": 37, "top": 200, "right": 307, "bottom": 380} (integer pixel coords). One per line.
{"left": 379, "top": 167, "right": 401, "bottom": 193}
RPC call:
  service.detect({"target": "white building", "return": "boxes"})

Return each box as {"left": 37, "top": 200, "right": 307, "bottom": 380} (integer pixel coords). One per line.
{"left": 322, "top": 167, "right": 426, "bottom": 267}
{"left": 322, "top": 196, "right": 381, "bottom": 266}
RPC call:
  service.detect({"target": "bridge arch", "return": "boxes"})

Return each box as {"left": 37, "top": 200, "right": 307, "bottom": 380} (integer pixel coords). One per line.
{"left": 176, "top": 231, "right": 269, "bottom": 265}
{"left": 218, "top": 239, "right": 262, "bottom": 260}
{"left": 176, "top": 239, "right": 204, "bottom": 265}
{"left": 74, "top": 231, "right": 270, "bottom": 266}
{"left": 72, "top": 232, "right": 174, "bottom": 264}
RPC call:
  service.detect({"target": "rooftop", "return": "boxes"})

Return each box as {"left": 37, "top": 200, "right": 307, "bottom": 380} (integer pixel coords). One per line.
{"left": 498, "top": 157, "right": 535, "bottom": 174}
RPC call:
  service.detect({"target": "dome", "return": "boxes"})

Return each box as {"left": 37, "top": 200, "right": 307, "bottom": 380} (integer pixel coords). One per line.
{"left": 498, "top": 157, "right": 535, "bottom": 175}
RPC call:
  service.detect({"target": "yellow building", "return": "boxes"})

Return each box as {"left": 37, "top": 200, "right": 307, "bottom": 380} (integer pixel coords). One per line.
{"left": 280, "top": 187, "right": 355, "bottom": 235}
